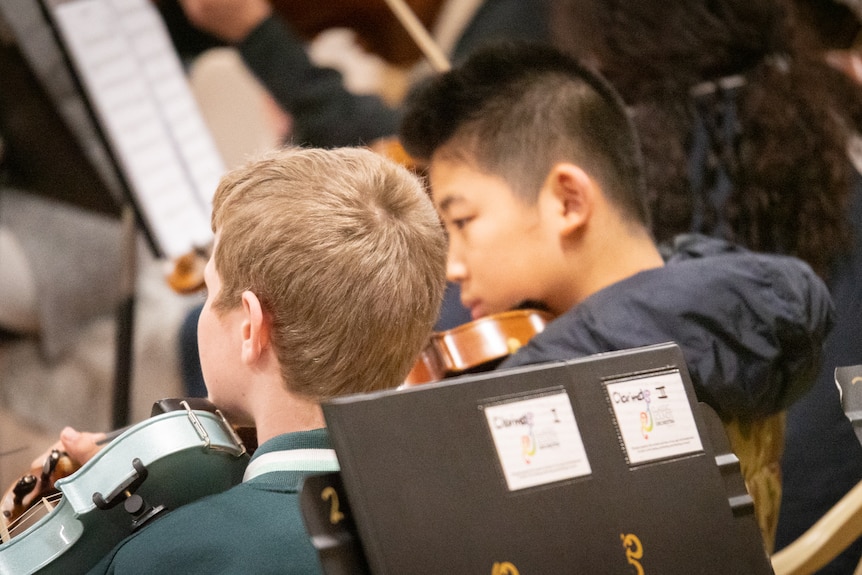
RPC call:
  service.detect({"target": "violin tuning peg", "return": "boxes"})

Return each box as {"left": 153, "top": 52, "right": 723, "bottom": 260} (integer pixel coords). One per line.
{"left": 13, "top": 474, "right": 37, "bottom": 503}
{"left": 40, "top": 450, "right": 62, "bottom": 482}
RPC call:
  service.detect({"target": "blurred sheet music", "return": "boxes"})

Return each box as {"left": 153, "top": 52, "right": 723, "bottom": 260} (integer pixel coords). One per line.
{"left": 43, "top": 0, "right": 223, "bottom": 258}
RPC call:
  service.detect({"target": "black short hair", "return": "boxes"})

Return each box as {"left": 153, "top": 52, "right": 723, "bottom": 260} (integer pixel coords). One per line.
{"left": 399, "top": 41, "right": 650, "bottom": 227}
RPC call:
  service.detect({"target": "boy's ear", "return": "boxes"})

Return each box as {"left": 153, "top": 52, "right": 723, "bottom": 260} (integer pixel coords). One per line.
{"left": 240, "top": 290, "right": 270, "bottom": 365}
{"left": 545, "top": 163, "right": 596, "bottom": 237}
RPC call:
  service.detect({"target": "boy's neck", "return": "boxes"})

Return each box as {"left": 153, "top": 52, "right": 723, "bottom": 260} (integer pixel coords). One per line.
{"left": 251, "top": 384, "right": 327, "bottom": 445}
{"left": 565, "top": 223, "right": 664, "bottom": 312}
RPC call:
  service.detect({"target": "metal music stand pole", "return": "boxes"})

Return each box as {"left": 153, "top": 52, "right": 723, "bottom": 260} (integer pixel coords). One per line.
{"left": 112, "top": 205, "right": 137, "bottom": 429}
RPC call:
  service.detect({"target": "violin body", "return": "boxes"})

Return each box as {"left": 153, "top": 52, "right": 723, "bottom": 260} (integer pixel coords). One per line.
{"left": 405, "top": 309, "right": 552, "bottom": 385}
{"left": 0, "top": 406, "right": 248, "bottom": 575}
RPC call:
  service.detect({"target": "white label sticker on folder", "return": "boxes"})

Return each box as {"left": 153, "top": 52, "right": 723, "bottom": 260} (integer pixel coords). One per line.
{"left": 606, "top": 371, "right": 703, "bottom": 465}
{"left": 483, "top": 390, "right": 591, "bottom": 491}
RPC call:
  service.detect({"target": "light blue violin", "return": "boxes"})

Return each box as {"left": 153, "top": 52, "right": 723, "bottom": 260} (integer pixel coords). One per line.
{"left": 0, "top": 400, "right": 249, "bottom": 574}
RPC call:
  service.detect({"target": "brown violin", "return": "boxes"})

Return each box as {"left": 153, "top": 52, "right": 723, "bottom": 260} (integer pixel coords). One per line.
{"left": 405, "top": 309, "right": 553, "bottom": 385}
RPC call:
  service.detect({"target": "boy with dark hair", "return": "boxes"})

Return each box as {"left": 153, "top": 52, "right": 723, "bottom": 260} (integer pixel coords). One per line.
{"left": 400, "top": 41, "right": 833, "bottom": 551}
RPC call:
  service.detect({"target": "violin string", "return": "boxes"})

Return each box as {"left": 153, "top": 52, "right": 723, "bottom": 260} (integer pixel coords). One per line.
{"left": 6, "top": 492, "right": 62, "bottom": 538}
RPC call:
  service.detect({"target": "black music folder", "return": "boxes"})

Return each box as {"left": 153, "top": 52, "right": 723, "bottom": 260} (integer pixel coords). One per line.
{"left": 314, "top": 342, "right": 774, "bottom": 574}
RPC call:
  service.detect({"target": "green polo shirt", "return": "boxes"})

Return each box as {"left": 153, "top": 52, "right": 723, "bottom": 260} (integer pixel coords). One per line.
{"left": 88, "top": 428, "right": 334, "bottom": 574}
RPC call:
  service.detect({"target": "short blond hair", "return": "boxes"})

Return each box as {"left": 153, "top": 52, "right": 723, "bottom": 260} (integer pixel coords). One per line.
{"left": 210, "top": 147, "right": 446, "bottom": 400}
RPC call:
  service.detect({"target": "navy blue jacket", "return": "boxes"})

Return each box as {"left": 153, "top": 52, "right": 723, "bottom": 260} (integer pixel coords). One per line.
{"left": 502, "top": 235, "right": 833, "bottom": 422}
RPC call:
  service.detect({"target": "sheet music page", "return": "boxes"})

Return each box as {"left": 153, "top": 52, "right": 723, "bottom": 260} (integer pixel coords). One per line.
{"left": 45, "top": 0, "right": 224, "bottom": 258}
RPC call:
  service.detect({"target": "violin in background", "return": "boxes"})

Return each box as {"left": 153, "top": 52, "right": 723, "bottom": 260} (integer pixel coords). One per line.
{"left": 166, "top": 246, "right": 209, "bottom": 294}
{"left": 405, "top": 309, "right": 553, "bottom": 385}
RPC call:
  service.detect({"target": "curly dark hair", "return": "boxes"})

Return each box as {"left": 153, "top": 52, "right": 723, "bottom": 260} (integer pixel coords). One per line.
{"left": 552, "top": 0, "right": 862, "bottom": 278}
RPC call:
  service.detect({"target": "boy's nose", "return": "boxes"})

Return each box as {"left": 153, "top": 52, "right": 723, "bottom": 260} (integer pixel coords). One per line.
{"left": 446, "top": 254, "right": 467, "bottom": 284}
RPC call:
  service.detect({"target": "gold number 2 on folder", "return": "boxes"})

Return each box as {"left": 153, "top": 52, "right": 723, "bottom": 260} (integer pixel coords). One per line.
{"left": 321, "top": 486, "right": 345, "bottom": 525}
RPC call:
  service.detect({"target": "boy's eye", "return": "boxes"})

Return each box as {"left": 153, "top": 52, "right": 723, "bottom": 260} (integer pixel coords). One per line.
{"left": 450, "top": 216, "right": 473, "bottom": 230}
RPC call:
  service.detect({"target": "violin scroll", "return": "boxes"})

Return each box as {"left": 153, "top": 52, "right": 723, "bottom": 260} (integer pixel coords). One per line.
{"left": 1, "top": 449, "right": 78, "bottom": 541}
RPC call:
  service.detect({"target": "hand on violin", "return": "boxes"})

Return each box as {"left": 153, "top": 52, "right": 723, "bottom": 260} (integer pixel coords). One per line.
{"left": 61, "top": 427, "right": 108, "bottom": 465}
{"left": 29, "top": 427, "right": 107, "bottom": 471}
{"left": 179, "top": 0, "right": 273, "bottom": 43}
{"left": 2, "top": 428, "right": 108, "bottom": 533}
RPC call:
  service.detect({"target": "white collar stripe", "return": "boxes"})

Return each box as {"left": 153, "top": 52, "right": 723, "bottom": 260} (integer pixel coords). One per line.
{"left": 242, "top": 448, "right": 340, "bottom": 482}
